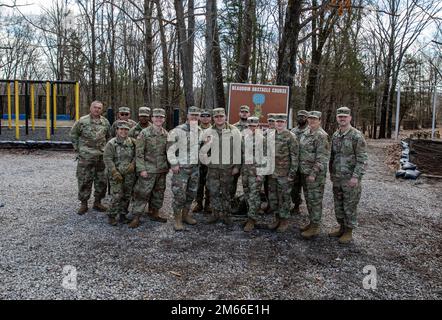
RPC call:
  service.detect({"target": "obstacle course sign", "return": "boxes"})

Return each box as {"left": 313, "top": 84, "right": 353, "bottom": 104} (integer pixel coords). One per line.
{"left": 227, "top": 83, "right": 289, "bottom": 125}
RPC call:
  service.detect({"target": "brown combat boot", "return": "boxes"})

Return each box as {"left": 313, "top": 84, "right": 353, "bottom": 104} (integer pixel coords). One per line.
{"left": 148, "top": 208, "right": 167, "bottom": 223}
{"left": 174, "top": 210, "right": 184, "bottom": 231}
{"left": 267, "top": 216, "right": 280, "bottom": 230}
{"left": 77, "top": 201, "right": 88, "bottom": 215}
{"left": 338, "top": 227, "right": 353, "bottom": 244}
{"left": 108, "top": 216, "right": 117, "bottom": 226}
{"left": 300, "top": 222, "right": 312, "bottom": 232}
{"left": 93, "top": 199, "right": 107, "bottom": 212}
{"left": 329, "top": 225, "right": 345, "bottom": 238}
{"left": 301, "top": 223, "right": 320, "bottom": 239}
{"left": 182, "top": 208, "right": 197, "bottom": 225}
{"left": 243, "top": 219, "right": 255, "bottom": 232}
{"left": 192, "top": 201, "right": 203, "bottom": 213}
{"left": 207, "top": 211, "right": 219, "bottom": 224}
{"left": 276, "top": 218, "right": 290, "bottom": 233}
{"left": 128, "top": 215, "right": 141, "bottom": 229}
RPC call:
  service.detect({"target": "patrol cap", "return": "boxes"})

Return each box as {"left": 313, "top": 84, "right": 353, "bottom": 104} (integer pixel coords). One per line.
{"left": 247, "top": 116, "right": 259, "bottom": 125}
{"left": 308, "top": 111, "right": 322, "bottom": 119}
{"left": 274, "top": 114, "right": 288, "bottom": 122}
{"left": 118, "top": 107, "right": 131, "bottom": 114}
{"left": 212, "top": 108, "right": 226, "bottom": 117}
{"left": 138, "top": 107, "right": 150, "bottom": 116}
{"left": 267, "top": 113, "right": 276, "bottom": 122}
{"left": 337, "top": 106, "right": 351, "bottom": 116}
{"left": 152, "top": 108, "right": 166, "bottom": 117}
{"left": 188, "top": 106, "right": 201, "bottom": 115}
{"left": 116, "top": 120, "right": 130, "bottom": 130}
{"left": 200, "top": 109, "right": 211, "bottom": 117}
{"left": 297, "top": 110, "right": 309, "bottom": 117}
{"left": 240, "top": 105, "right": 250, "bottom": 112}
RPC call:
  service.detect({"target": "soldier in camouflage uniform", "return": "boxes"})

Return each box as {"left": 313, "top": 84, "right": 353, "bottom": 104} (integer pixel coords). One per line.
{"left": 200, "top": 108, "right": 241, "bottom": 225}
{"left": 299, "top": 111, "right": 330, "bottom": 239}
{"left": 267, "top": 114, "right": 299, "bottom": 232}
{"left": 263, "top": 113, "right": 276, "bottom": 213}
{"left": 110, "top": 107, "right": 137, "bottom": 137}
{"left": 128, "top": 107, "right": 151, "bottom": 139}
{"left": 231, "top": 105, "right": 251, "bottom": 203}
{"left": 70, "top": 100, "right": 111, "bottom": 215}
{"left": 168, "top": 106, "right": 203, "bottom": 231}
{"left": 129, "top": 108, "right": 169, "bottom": 228}
{"left": 193, "top": 109, "right": 212, "bottom": 214}
{"left": 329, "top": 107, "right": 368, "bottom": 244}
{"left": 242, "top": 117, "right": 266, "bottom": 232}
{"left": 290, "top": 110, "right": 309, "bottom": 215}
{"left": 103, "top": 120, "right": 136, "bottom": 226}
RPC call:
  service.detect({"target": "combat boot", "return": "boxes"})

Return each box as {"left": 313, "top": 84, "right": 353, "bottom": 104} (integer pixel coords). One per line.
{"left": 203, "top": 203, "right": 212, "bottom": 214}
{"left": 192, "top": 201, "right": 203, "bottom": 213}
{"left": 128, "top": 214, "right": 141, "bottom": 229}
{"left": 93, "top": 199, "right": 108, "bottom": 212}
{"left": 329, "top": 225, "right": 345, "bottom": 238}
{"left": 108, "top": 216, "right": 117, "bottom": 226}
{"left": 267, "top": 216, "right": 280, "bottom": 230}
{"left": 222, "top": 213, "right": 233, "bottom": 226}
{"left": 276, "top": 218, "right": 290, "bottom": 233}
{"left": 119, "top": 214, "right": 131, "bottom": 224}
{"left": 338, "top": 227, "right": 353, "bottom": 244}
{"left": 300, "top": 222, "right": 312, "bottom": 232}
{"left": 207, "top": 211, "right": 219, "bottom": 224}
{"left": 182, "top": 208, "right": 197, "bottom": 225}
{"left": 243, "top": 219, "right": 255, "bottom": 232}
{"left": 148, "top": 208, "right": 167, "bottom": 223}
{"left": 174, "top": 210, "right": 185, "bottom": 231}
{"left": 301, "top": 223, "right": 320, "bottom": 239}
{"left": 77, "top": 201, "right": 88, "bottom": 215}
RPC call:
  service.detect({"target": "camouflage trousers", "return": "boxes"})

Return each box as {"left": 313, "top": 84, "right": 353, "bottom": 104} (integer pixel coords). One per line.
{"left": 207, "top": 167, "right": 234, "bottom": 214}
{"left": 332, "top": 178, "right": 362, "bottom": 229}
{"left": 172, "top": 166, "right": 199, "bottom": 215}
{"left": 242, "top": 171, "right": 262, "bottom": 221}
{"left": 290, "top": 169, "right": 303, "bottom": 209}
{"left": 268, "top": 175, "right": 292, "bottom": 219}
{"left": 131, "top": 173, "right": 166, "bottom": 215}
{"left": 301, "top": 173, "right": 326, "bottom": 224}
{"left": 108, "top": 173, "right": 136, "bottom": 217}
{"left": 195, "top": 164, "right": 210, "bottom": 206}
{"left": 76, "top": 156, "right": 107, "bottom": 202}
{"left": 230, "top": 171, "right": 241, "bottom": 198}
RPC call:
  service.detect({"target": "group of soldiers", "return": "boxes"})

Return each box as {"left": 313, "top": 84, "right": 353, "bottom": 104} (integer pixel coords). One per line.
{"left": 70, "top": 100, "right": 368, "bottom": 244}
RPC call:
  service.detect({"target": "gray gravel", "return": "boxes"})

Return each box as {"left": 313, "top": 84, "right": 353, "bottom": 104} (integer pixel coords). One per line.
{"left": 0, "top": 127, "right": 72, "bottom": 142}
{"left": 0, "top": 140, "right": 441, "bottom": 300}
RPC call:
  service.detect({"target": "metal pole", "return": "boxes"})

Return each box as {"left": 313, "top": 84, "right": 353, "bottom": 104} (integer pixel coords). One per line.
{"left": 25, "top": 81, "right": 29, "bottom": 135}
{"left": 75, "top": 82, "right": 80, "bottom": 121}
{"left": 431, "top": 85, "right": 437, "bottom": 139}
{"left": 53, "top": 83, "right": 57, "bottom": 130}
{"left": 395, "top": 83, "right": 401, "bottom": 140}
{"left": 14, "top": 80, "right": 20, "bottom": 139}
{"left": 7, "top": 83, "right": 11, "bottom": 129}
{"left": 46, "top": 81, "right": 50, "bottom": 140}
{"left": 50, "top": 82, "right": 54, "bottom": 135}
{"left": 31, "top": 83, "right": 35, "bottom": 131}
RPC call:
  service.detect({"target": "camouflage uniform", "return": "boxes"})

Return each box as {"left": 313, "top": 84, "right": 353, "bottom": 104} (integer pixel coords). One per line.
{"left": 290, "top": 110, "right": 309, "bottom": 212}
{"left": 167, "top": 120, "right": 203, "bottom": 216}
{"left": 128, "top": 122, "right": 149, "bottom": 139}
{"left": 201, "top": 109, "right": 241, "bottom": 221}
{"left": 103, "top": 125, "right": 136, "bottom": 218}
{"left": 330, "top": 125, "right": 368, "bottom": 229}
{"left": 195, "top": 121, "right": 211, "bottom": 210}
{"left": 231, "top": 106, "right": 250, "bottom": 200}
{"left": 131, "top": 120, "right": 169, "bottom": 216}
{"left": 70, "top": 114, "right": 111, "bottom": 202}
{"left": 299, "top": 115, "right": 330, "bottom": 225}
{"left": 267, "top": 118, "right": 299, "bottom": 220}
{"left": 110, "top": 107, "right": 137, "bottom": 137}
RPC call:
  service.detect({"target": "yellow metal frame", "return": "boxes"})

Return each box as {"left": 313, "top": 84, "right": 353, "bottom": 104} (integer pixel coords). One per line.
{"left": 14, "top": 80, "right": 19, "bottom": 139}
{"left": 75, "top": 82, "right": 80, "bottom": 121}
{"left": 30, "top": 83, "right": 35, "bottom": 131}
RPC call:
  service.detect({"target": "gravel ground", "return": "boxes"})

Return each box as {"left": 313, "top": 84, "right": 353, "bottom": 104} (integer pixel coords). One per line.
{"left": 0, "top": 140, "right": 441, "bottom": 300}
{"left": 0, "top": 127, "right": 72, "bottom": 142}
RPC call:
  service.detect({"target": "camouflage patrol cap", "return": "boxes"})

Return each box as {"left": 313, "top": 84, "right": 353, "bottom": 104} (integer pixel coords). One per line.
{"left": 274, "top": 114, "right": 288, "bottom": 122}
{"left": 267, "top": 113, "right": 276, "bottom": 121}
{"left": 152, "top": 108, "right": 166, "bottom": 117}
{"left": 116, "top": 120, "right": 130, "bottom": 130}
{"left": 138, "top": 107, "right": 150, "bottom": 116}
{"left": 240, "top": 105, "right": 250, "bottom": 112}
{"left": 337, "top": 106, "right": 351, "bottom": 116}
{"left": 297, "top": 110, "right": 309, "bottom": 117}
{"left": 200, "top": 109, "right": 211, "bottom": 116}
{"left": 247, "top": 116, "right": 259, "bottom": 125}
{"left": 118, "top": 107, "right": 130, "bottom": 114}
{"left": 212, "top": 108, "right": 226, "bottom": 117}
{"left": 188, "top": 106, "right": 201, "bottom": 115}
{"left": 308, "top": 111, "right": 322, "bottom": 119}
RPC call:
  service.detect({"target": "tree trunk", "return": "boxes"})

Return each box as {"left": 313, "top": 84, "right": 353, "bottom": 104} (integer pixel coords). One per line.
{"left": 235, "top": 0, "right": 255, "bottom": 83}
